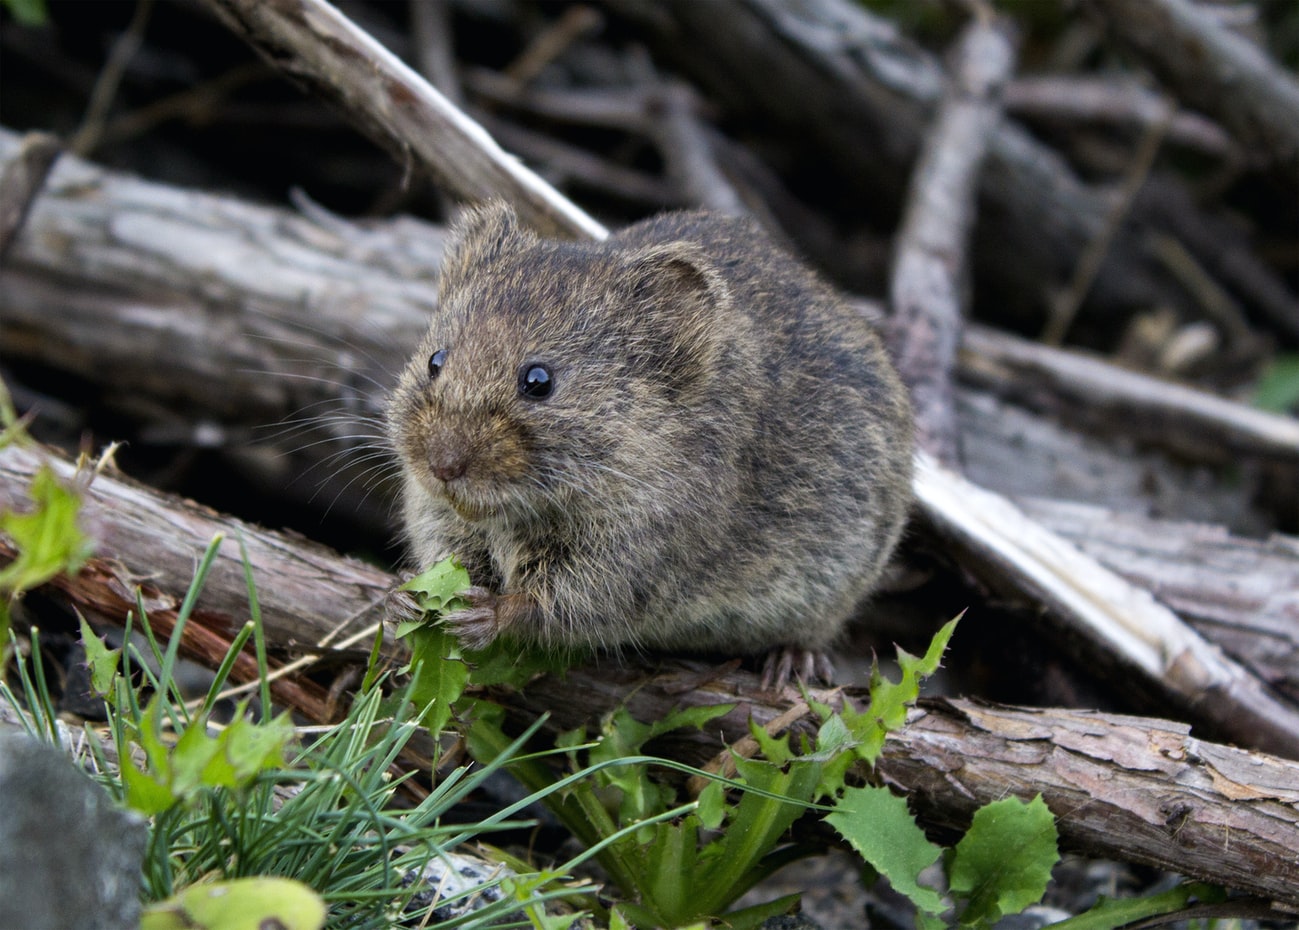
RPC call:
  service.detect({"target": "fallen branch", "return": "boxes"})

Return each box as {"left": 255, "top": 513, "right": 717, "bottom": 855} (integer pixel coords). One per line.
{"left": 1080, "top": 0, "right": 1299, "bottom": 176}
{"left": 890, "top": 13, "right": 1016, "bottom": 463}
{"left": 0, "top": 131, "right": 60, "bottom": 263}
{"left": 197, "top": 0, "right": 605, "bottom": 240}
{"left": 3, "top": 128, "right": 1298, "bottom": 755}
{"left": 915, "top": 452, "right": 1299, "bottom": 758}
{"left": 3, "top": 438, "right": 1299, "bottom": 908}
{"left": 960, "top": 323, "right": 1299, "bottom": 464}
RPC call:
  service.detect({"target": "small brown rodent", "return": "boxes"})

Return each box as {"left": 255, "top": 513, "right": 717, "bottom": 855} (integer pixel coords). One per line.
{"left": 387, "top": 201, "right": 912, "bottom": 685}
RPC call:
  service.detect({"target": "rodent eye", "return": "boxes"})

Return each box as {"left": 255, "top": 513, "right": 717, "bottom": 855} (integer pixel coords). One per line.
{"left": 427, "top": 349, "right": 448, "bottom": 381}
{"left": 518, "top": 362, "right": 554, "bottom": 400}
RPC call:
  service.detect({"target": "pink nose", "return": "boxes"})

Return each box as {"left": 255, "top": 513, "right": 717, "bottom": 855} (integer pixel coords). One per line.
{"left": 430, "top": 455, "right": 467, "bottom": 483}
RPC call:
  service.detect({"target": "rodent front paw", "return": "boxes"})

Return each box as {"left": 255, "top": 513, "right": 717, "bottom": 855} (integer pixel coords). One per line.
{"left": 384, "top": 586, "right": 424, "bottom": 626}
{"left": 442, "top": 585, "right": 502, "bottom": 651}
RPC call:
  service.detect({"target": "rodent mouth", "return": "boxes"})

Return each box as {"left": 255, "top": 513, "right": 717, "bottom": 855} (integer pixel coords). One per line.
{"left": 442, "top": 486, "right": 496, "bottom": 522}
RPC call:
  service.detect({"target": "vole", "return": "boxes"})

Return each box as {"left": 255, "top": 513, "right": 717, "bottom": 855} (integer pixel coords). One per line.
{"left": 386, "top": 201, "right": 912, "bottom": 686}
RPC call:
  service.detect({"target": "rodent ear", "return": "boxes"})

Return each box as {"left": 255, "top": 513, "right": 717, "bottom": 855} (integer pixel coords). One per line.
{"left": 619, "top": 242, "right": 731, "bottom": 397}
{"left": 439, "top": 200, "right": 534, "bottom": 291}
{"left": 622, "top": 241, "right": 729, "bottom": 314}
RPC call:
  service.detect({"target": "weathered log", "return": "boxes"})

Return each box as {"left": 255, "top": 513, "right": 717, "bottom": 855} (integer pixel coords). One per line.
{"left": 0, "top": 442, "right": 392, "bottom": 722}
{"left": 914, "top": 453, "right": 1299, "bottom": 758}
{"left": 3, "top": 439, "right": 1299, "bottom": 908}
{"left": 1024, "top": 498, "right": 1299, "bottom": 705}
{"left": 598, "top": 0, "right": 1297, "bottom": 339}
{"left": 3, "top": 128, "right": 1297, "bottom": 753}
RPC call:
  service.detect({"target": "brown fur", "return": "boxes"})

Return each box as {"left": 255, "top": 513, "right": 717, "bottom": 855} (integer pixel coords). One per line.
{"left": 387, "top": 202, "right": 913, "bottom": 667}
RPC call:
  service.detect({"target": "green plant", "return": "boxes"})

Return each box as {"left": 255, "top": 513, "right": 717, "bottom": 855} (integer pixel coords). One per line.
{"left": 0, "top": 533, "right": 599, "bottom": 929}
{"left": 0, "top": 0, "right": 46, "bottom": 27}
{"left": 0, "top": 462, "right": 94, "bottom": 647}
{"left": 401, "top": 562, "right": 1059, "bottom": 929}
{"left": 0, "top": 442, "right": 1234, "bottom": 930}
{"left": 1254, "top": 353, "right": 1299, "bottom": 414}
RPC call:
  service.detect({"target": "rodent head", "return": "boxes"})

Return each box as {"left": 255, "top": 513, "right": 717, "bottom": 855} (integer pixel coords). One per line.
{"left": 387, "top": 201, "right": 750, "bottom": 530}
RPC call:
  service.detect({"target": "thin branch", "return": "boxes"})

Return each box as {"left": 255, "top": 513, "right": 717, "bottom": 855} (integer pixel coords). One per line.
{"left": 890, "top": 14, "right": 1017, "bottom": 463}
{"left": 1004, "top": 75, "right": 1235, "bottom": 157}
{"left": 197, "top": 0, "right": 606, "bottom": 240}
{"left": 1080, "top": 0, "right": 1299, "bottom": 174}
{"left": 68, "top": 0, "right": 155, "bottom": 157}
{"left": 1041, "top": 102, "right": 1171, "bottom": 345}
{"left": 913, "top": 450, "right": 1299, "bottom": 758}
{"left": 0, "top": 132, "right": 61, "bottom": 264}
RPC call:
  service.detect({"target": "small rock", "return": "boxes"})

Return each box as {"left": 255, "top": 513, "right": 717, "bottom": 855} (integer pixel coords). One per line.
{"left": 0, "top": 728, "right": 148, "bottom": 930}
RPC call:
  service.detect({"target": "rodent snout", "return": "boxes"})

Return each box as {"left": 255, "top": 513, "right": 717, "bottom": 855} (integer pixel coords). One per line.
{"left": 429, "top": 450, "right": 469, "bottom": 483}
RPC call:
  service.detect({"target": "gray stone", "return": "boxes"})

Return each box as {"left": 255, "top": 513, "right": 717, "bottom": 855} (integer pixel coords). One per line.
{"left": 0, "top": 728, "right": 148, "bottom": 930}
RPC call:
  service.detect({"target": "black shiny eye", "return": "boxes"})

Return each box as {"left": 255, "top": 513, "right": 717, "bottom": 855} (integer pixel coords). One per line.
{"left": 427, "top": 349, "right": 448, "bottom": 380}
{"left": 518, "top": 362, "right": 554, "bottom": 400}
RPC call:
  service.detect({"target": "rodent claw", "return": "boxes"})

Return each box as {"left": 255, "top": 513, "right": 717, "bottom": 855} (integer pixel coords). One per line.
{"left": 384, "top": 587, "right": 424, "bottom": 625}
{"left": 760, "top": 647, "right": 835, "bottom": 692}
{"left": 443, "top": 586, "right": 500, "bottom": 650}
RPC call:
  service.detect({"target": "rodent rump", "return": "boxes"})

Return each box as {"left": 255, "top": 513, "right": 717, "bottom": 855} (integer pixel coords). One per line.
{"left": 387, "top": 201, "right": 913, "bottom": 682}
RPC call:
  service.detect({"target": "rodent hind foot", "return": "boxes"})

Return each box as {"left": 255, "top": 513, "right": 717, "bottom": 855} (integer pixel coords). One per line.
{"left": 759, "top": 646, "right": 835, "bottom": 692}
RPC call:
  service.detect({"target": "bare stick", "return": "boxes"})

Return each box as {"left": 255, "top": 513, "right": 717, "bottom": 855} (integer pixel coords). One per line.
{"left": 1004, "top": 75, "right": 1234, "bottom": 157}
{"left": 960, "top": 323, "right": 1299, "bottom": 464}
{"left": 1080, "top": 0, "right": 1299, "bottom": 174}
{"left": 890, "top": 14, "right": 1016, "bottom": 464}
{"left": 914, "top": 451, "right": 1299, "bottom": 758}
{"left": 197, "top": 0, "right": 605, "bottom": 240}
{"left": 1041, "top": 102, "right": 1171, "bottom": 345}
{"left": 409, "top": 0, "right": 462, "bottom": 107}
{"left": 0, "top": 132, "right": 60, "bottom": 264}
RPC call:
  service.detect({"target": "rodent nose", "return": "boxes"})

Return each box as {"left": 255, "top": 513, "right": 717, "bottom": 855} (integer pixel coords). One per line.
{"left": 430, "top": 453, "right": 468, "bottom": 483}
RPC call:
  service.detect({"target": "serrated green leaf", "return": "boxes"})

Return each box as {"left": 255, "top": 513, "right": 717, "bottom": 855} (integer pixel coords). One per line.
{"left": 906, "top": 615, "right": 960, "bottom": 678}
{"left": 825, "top": 784, "right": 947, "bottom": 918}
{"left": 592, "top": 708, "right": 673, "bottom": 823}
{"left": 122, "top": 698, "right": 294, "bottom": 813}
{"left": 949, "top": 794, "right": 1058, "bottom": 926}
{"left": 217, "top": 710, "right": 295, "bottom": 782}
{"left": 746, "top": 715, "right": 798, "bottom": 766}
{"left": 141, "top": 877, "right": 325, "bottom": 930}
{"left": 464, "top": 635, "right": 564, "bottom": 686}
{"left": 78, "top": 615, "right": 120, "bottom": 697}
{"left": 122, "top": 753, "right": 179, "bottom": 816}
{"left": 813, "top": 711, "right": 854, "bottom": 759}
{"left": 589, "top": 703, "right": 734, "bottom": 826}
{"left": 171, "top": 720, "right": 225, "bottom": 796}
{"left": 0, "top": 466, "right": 94, "bottom": 596}
{"left": 403, "top": 623, "right": 469, "bottom": 734}
{"left": 844, "top": 615, "right": 960, "bottom": 767}
{"left": 399, "top": 556, "right": 473, "bottom": 615}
